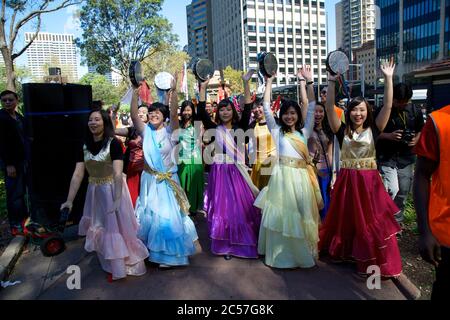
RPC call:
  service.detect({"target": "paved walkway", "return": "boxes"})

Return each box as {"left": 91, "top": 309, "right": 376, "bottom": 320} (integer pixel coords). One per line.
{"left": 0, "top": 216, "right": 406, "bottom": 300}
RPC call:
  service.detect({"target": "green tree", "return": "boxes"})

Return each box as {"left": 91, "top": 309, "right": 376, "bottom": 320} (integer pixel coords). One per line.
{"left": 1, "top": 64, "right": 30, "bottom": 101}
{"left": 0, "top": 0, "right": 81, "bottom": 92}
{"left": 223, "top": 66, "right": 257, "bottom": 95}
{"left": 76, "top": 0, "right": 177, "bottom": 82}
{"left": 79, "top": 73, "right": 120, "bottom": 106}
{"left": 141, "top": 46, "right": 196, "bottom": 102}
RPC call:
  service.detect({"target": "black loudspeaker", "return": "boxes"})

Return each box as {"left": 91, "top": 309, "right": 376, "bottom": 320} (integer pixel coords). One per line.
{"left": 49, "top": 67, "right": 61, "bottom": 76}
{"left": 22, "top": 83, "right": 92, "bottom": 226}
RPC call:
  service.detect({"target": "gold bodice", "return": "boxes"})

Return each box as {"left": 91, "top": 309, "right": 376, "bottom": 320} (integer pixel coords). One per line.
{"left": 84, "top": 139, "right": 114, "bottom": 182}
{"left": 254, "top": 122, "right": 276, "bottom": 162}
{"left": 340, "top": 128, "right": 377, "bottom": 170}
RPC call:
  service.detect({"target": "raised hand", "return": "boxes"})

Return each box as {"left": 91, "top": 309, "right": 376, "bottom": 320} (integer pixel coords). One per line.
{"left": 200, "top": 77, "right": 210, "bottom": 89}
{"left": 381, "top": 56, "right": 396, "bottom": 78}
{"left": 327, "top": 71, "right": 340, "bottom": 82}
{"left": 170, "top": 72, "right": 178, "bottom": 92}
{"left": 299, "top": 65, "right": 313, "bottom": 82}
{"left": 242, "top": 69, "right": 256, "bottom": 82}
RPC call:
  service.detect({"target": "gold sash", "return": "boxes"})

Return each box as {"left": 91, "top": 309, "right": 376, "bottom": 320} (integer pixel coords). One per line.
{"left": 144, "top": 164, "right": 191, "bottom": 215}
{"left": 285, "top": 132, "right": 324, "bottom": 210}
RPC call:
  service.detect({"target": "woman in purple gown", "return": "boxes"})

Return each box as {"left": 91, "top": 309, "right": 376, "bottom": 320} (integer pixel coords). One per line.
{"left": 197, "top": 72, "right": 261, "bottom": 260}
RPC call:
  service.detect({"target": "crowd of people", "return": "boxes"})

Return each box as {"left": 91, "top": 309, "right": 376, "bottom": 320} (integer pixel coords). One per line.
{"left": 0, "top": 57, "right": 449, "bottom": 300}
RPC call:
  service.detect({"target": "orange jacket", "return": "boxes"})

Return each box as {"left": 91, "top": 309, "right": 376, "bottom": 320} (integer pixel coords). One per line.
{"left": 429, "top": 105, "right": 450, "bottom": 247}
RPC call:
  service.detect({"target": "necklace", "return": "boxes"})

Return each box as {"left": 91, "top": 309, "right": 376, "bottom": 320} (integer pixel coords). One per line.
{"left": 398, "top": 110, "right": 407, "bottom": 128}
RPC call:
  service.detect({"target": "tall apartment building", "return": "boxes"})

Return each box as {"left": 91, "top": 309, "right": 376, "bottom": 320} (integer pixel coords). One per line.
{"left": 187, "top": 0, "right": 213, "bottom": 61}
{"left": 336, "top": 0, "right": 376, "bottom": 60}
{"left": 25, "top": 32, "right": 78, "bottom": 82}
{"left": 209, "top": 0, "right": 328, "bottom": 87}
{"left": 353, "top": 40, "right": 376, "bottom": 86}
{"left": 376, "top": 0, "right": 450, "bottom": 81}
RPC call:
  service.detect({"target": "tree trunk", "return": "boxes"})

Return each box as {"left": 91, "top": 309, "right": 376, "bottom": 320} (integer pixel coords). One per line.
{"left": 5, "top": 59, "right": 17, "bottom": 92}
{"left": 1, "top": 48, "right": 17, "bottom": 92}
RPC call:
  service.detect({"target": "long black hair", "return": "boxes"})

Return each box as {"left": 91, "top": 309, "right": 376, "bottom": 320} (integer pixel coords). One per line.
{"left": 279, "top": 98, "right": 304, "bottom": 134}
{"left": 314, "top": 102, "right": 334, "bottom": 141}
{"left": 344, "top": 96, "right": 374, "bottom": 138}
{"left": 180, "top": 100, "right": 196, "bottom": 128}
{"left": 85, "top": 109, "right": 116, "bottom": 153}
{"left": 215, "top": 98, "right": 240, "bottom": 125}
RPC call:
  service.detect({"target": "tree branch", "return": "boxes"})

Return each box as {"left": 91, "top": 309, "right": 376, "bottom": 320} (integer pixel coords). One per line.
{"left": 9, "top": 9, "right": 17, "bottom": 42}
{"left": 11, "top": 15, "right": 41, "bottom": 61}
{"left": 1, "top": 0, "right": 6, "bottom": 23}
{"left": 10, "top": 0, "right": 81, "bottom": 50}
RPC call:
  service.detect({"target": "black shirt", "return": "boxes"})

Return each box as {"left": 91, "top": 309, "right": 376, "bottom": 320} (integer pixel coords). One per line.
{"left": 76, "top": 138, "right": 124, "bottom": 163}
{"left": 0, "top": 108, "right": 25, "bottom": 167}
{"left": 375, "top": 104, "right": 425, "bottom": 168}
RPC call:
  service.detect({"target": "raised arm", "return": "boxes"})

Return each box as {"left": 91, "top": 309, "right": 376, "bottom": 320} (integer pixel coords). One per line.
{"left": 198, "top": 79, "right": 217, "bottom": 130}
{"left": 130, "top": 86, "right": 146, "bottom": 137}
{"left": 239, "top": 69, "right": 256, "bottom": 130}
{"left": 262, "top": 75, "right": 278, "bottom": 131}
{"left": 297, "top": 66, "right": 309, "bottom": 121}
{"left": 60, "top": 162, "right": 86, "bottom": 212}
{"left": 115, "top": 127, "right": 129, "bottom": 137}
{"left": 375, "top": 58, "right": 395, "bottom": 132}
{"left": 299, "top": 65, "right": 316, "bottom": 139}
{"left": 242, "top": 69, "right": 255, "bottom": 104}
{"left": 169, "top": 74, "right": 179, "bottom": 131}
{"left": 414, "top": 156, "right": 441, "bottom": 267}
{"left": 325, "top": 73, "right": 342, "bottom": 134}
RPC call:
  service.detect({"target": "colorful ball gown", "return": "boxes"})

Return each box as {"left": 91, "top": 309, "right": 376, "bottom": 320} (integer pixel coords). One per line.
{"left": 319, "top": 126, "right": 403, "bottom": 277}
{"left": 78, "top": 138, "right": 148, "bottom": 280}
{"left": 249, "top": 121, "right": 277, "bottom": 190}
{"left": 198, "top": 101, "right": 261, "bottom": 259}
{"left": 135, "top": 126, "right": 198, "bottom": 266}
{"left": 178, "top": 123, "right": 205, "bottom": 213}
{"left": 255, "top": 101, "right": 323, "bottom": 269}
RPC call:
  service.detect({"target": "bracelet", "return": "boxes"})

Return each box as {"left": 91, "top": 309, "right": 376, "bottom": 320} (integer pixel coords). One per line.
{"left": 307, "top": 81, "right": 314, "bottom": 86}
{"left": 298, "top": 78, "right": 306, "bottom": 82}
{"left": 328, "top": 79, "right": 336, "bottom": 83}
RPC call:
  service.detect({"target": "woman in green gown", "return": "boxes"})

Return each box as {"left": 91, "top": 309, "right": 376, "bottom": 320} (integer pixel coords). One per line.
{"left": 178, "top": 101, "right": 205, "bottom": 217}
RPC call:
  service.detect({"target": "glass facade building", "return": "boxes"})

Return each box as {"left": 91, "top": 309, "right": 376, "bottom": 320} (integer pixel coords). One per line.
{"left": 403, "top": 0, "right": 441, "bottom": 63}
{"left": 187, "top": 0, "right": 213, "bottom": 61}
{"left": 376, "top": 0, "right": 450, "bottom": 79}
{"left": 376, "top": 0, "right": 399, "bottom": 62}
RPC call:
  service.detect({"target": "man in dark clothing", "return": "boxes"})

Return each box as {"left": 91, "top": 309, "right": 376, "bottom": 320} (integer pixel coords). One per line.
{"left": 376, "top": 83, "right": 425, "bottom": 225}
{"left": 0, "top": 90, "right": 28, "bottom": 235}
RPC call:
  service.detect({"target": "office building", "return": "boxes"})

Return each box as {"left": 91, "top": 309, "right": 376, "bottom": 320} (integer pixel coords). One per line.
{"left": 209, "top": 0, "right": 328, "bottom": 87}
{"left": 336, "top": 0, "right": 376, "bottom": 60}
{"left": 376, "top": 0, "right": 450, "bottom": 81}
{"left": 187, "top": 0, "right": 213, "bottom": 61}
{"left": 25, "top": 32, "right": 78, "bottom": 82}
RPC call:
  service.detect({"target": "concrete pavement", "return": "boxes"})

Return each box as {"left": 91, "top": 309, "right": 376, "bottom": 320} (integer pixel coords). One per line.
{"left": 0, "top": 216, "right": 407, "bottom": 300}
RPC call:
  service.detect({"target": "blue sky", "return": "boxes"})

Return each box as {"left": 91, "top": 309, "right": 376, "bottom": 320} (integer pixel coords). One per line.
{"left": 15, "top": 0, "right": 339, "bottom": 74}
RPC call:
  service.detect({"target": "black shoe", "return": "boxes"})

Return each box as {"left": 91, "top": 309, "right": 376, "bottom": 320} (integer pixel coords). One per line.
{"left": 224, "top": 255, "right": 232, "bottom": 261}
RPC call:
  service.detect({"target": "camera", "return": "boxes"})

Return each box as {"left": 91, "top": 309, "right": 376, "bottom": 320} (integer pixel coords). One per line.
{"left": 401, "top": 129, "right": 416, "bottom": 144}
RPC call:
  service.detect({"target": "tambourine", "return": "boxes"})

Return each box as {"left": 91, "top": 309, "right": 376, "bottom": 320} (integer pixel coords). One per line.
{"left": 154, "top": 72, "right": 174, "bottom": 104}
{"left": 191, "top": 58, "right": 214, "bottom": 82}
{"left": 326, "top": 50, "right": 349, "bottom": 76}
{"left": 129, "top": 60, "right": 144, "bottom": 87}
{"left": 154, "top": 72, "right": 174, "bottom": 91}
{"left": 257, "top": 52, "right": 278, "bottom": 78}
